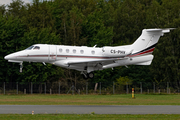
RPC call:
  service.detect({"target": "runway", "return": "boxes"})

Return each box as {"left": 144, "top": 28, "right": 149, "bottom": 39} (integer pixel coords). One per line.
{"left": 0, "top": 105, "right": 180, "bottom": 114}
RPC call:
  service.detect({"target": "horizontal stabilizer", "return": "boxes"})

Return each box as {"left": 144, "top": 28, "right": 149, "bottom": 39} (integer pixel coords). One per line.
{"left": 146, "top": 28, "right": 175, "bottom": 33}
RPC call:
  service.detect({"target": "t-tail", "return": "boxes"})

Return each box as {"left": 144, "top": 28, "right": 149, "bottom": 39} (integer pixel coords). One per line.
{"left": 128, "top": 28, "right": 175, "bottom": 65}
{"left": 102, "top": 28, "right": 175, "bottom": 69}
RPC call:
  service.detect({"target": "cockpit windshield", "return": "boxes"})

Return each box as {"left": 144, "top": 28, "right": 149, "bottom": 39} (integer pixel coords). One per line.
{"left": 25, "top": 46, "right": 34, "bottom": 50}
{"left": 33, "top": 46, "right": 40, "bottom": 50}
{"left": 25, "top": 46, "right": 40, "bottom": 50}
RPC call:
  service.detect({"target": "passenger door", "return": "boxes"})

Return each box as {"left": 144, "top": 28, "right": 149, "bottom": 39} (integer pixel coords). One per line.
{"left": 49, "top": 45, "right": 57, "bottom": 61}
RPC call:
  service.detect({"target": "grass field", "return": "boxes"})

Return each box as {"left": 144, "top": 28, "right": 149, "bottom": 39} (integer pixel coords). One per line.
{"left": 0, "top": 94, "right": 180, "bottom": 120}
{"left": 0, "top": 94, "right": 180, "bottom": 105}
{"left": 0, "top": 114, "right": 180, "bottom": 120}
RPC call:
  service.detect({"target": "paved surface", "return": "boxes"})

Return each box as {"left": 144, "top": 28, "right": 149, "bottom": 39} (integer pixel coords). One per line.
{"left": 0, "top": 105, "right": 180, "bottom": 114}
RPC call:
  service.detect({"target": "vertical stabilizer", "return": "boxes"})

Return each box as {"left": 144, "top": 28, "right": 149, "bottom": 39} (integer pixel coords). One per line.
{"left": 130, "top": 28, "right": 174, "bottom": 57}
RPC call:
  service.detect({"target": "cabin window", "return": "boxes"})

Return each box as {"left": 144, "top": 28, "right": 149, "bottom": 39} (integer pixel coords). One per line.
{"left": 59, "top": 48, "right": 63, "bottom": 53}
{"left": 80, "top": 50, "right": 84, "bottom": 54}
{"left": 73, "top": 49, "right": 76, "bottom": 53}
{"left": 66, "top": 49, "right": 69, "bottom": 53}
{"left": 25, "top": 46, "right": 34, "bottom": 50}
{"left": 91, "top": 50, "right": 95, "bottom": 54}
{"left": 33, "top": 46, "right": 40, "bottom": 50}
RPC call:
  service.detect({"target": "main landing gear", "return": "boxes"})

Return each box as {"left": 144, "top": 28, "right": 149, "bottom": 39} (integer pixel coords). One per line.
{"left": 81, "top": 71, "right": 94, "bottom": 79}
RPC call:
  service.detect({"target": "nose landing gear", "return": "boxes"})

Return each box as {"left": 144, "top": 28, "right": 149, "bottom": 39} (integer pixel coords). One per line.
{"left": 19, "top": 62, "right": 23, "bottom": 73}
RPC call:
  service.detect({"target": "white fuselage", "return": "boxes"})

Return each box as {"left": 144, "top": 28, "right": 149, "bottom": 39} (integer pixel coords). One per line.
{"left": 5, "top": 28, "right": 173, "bottom": 78}
{"left": 4, "top": 44, "right": 153, "bottom": 72}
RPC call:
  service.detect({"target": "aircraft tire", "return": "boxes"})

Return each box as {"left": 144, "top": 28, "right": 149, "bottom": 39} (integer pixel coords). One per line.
{"left": 88, "top": 72, "right": 94, "bottom": 79}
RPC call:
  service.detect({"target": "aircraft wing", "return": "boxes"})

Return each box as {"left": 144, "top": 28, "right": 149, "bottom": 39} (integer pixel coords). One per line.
{"left": 66, "top": 57, "right": 128, "bottom": 65}
{"left": 60, "top": 57, "right": 129, "bottom": 72}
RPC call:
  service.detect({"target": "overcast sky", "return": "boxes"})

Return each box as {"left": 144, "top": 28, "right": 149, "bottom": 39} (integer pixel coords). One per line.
{"left": 0, "top": 0, "right": 33, "bottom": 5}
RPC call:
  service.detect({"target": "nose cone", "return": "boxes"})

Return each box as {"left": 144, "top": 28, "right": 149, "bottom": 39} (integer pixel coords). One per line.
{"left": 4, "top": 54, "right": 15, "bottom": 60}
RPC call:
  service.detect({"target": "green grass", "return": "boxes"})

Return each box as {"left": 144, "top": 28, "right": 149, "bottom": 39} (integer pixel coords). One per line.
{"left": 0, "top": 95, "right": 180, "bottom": 119}
{"left": 0, "top": 114, "right": 180, "bottom": 120}
{"left": 0, "top": 94, "right": 180, "bottom": 105}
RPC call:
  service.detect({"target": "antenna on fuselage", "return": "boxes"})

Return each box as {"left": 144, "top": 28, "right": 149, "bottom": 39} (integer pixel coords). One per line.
{"left": 93, "top": 44, "right": 97, "bottom": 48}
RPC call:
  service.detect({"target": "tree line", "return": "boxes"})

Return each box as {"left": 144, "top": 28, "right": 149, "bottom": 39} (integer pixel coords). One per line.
{"left": 0, "top": 0, "right": 180, "bottom": 89}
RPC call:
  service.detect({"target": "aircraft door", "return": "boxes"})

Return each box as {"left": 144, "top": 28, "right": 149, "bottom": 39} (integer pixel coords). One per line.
{"left": 49, "top": 45, "right": 57, "bottom": 61}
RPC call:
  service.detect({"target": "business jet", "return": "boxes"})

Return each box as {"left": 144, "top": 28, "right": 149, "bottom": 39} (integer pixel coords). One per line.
{"left": 4, "top": 28, "right": 174, "bottom": 79}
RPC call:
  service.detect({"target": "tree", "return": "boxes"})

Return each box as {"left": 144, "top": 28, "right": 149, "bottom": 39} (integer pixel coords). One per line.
{"left": 150, "top": 0, "right": 180, "bottom": 88}
{"left": 0, "top": 5, "right": 6, "bottom": 15}
{"left": 0, "top": 0, "right": 179, "bottom": 90}
{"left": 0, "top": 15, "right": 26, "bottom": 82}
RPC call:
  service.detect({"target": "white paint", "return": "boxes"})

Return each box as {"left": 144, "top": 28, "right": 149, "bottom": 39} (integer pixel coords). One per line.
{"left": 4, "top": 28, "right": 174, "bottom": 78}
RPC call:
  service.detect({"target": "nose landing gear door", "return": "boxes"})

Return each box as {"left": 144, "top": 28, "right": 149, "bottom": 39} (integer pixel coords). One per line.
{"left": 49, "top": 45, "right": 57, "bottom": 61}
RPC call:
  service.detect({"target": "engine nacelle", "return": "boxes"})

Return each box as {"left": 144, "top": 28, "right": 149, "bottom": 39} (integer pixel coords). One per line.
{"left": 102, "top": 47, "right": 132, "bottom": 57}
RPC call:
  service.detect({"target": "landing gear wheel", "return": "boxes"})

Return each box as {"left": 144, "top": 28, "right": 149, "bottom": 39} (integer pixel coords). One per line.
{"left": 81, "top": 72, "right": 94, "bottom": 79}
{"left": 88, "top": 72, "right": 94, "bottom": 79}
{"left": 81, "top": 71, "right": 94, "bottom": 79}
